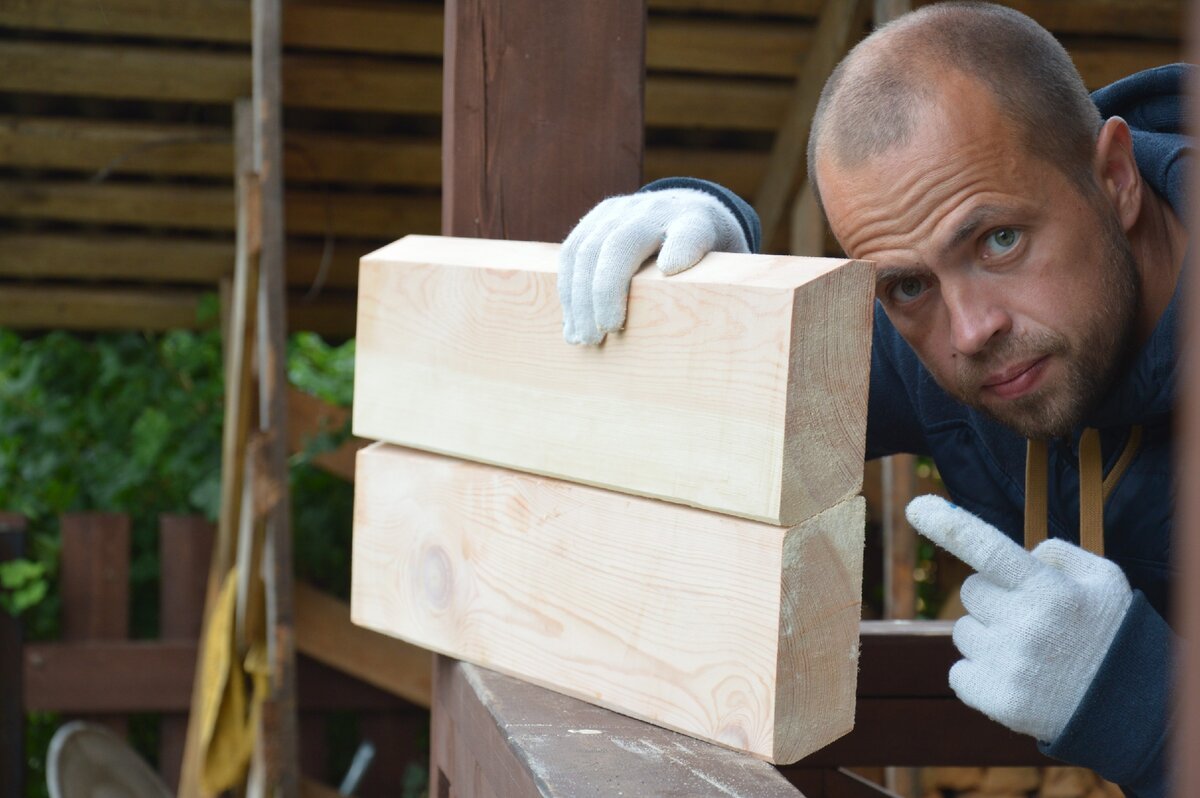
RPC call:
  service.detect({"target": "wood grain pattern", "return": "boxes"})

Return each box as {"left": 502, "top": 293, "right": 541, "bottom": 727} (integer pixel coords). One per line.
{"left": 353, "top": 235, "right": 872, "bottom": 525}
{"left": 351, "top": 442, "right": 864, "bottom": 763}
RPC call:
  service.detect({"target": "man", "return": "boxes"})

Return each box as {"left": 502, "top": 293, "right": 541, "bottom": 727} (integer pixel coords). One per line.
{"left": 556, "top": 5, "right": 1186, "bottom": 797}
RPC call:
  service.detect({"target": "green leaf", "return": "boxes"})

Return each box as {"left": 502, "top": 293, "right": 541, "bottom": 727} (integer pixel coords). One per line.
{"left": 12, "top": 579, "right": 48, "bottom": 612}
{"left": 0, "top": 558, "right": 45, "bottom": 588}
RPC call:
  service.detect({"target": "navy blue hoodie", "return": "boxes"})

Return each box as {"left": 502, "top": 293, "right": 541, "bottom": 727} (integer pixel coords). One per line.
{"left": 643, "top": 64, "right": 1187, "bottom": 798}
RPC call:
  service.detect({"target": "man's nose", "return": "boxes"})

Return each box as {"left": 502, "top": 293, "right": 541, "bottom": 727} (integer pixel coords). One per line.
{"left": 944, "top": 282, "right": 1011, "bottom": 356}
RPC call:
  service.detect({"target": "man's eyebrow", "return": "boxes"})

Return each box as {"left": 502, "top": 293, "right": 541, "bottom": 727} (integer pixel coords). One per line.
{"left": 873, "top": 264, "right": 931, "bottom": 288}
{"left": 942, "top": 204, "right": 1014, "bottom": 257}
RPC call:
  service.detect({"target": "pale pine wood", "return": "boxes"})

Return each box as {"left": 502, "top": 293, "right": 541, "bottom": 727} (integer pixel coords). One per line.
{"left": 293, "top": 582, "right": 431, "bottom": 708}
{"left": 351, "top": 442, "right": 864, "bottom": 763}
{"left": 353, "top": 235, "right": 872, "bottom": 526}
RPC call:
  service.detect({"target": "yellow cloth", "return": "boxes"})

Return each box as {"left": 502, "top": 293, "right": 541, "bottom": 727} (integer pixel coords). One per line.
{"left": 198, "top": 568, "right": 269, "bottom": 794}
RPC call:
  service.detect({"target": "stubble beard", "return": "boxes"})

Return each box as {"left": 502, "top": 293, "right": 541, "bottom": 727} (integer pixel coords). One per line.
{"left": 950, "top": 212, "right": 1141, "bottom": 440}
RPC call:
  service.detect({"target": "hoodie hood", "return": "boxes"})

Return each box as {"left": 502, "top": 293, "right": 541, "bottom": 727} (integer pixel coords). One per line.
{"left": 1081, "top": 64, "right": 1190, "bottom": 430}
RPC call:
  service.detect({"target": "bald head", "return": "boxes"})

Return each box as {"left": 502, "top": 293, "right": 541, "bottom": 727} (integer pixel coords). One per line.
{"left": 808, "top": 3, "right": 1102, "bottom": 213}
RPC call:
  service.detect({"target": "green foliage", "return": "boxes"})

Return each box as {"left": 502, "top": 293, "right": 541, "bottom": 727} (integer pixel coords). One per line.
{"left": 288, "top": 331, "right": 355, "bottom": 407}
{"left": 0, "top": 558, "right": 48, "bottom": 614}
{"left": 0, "top": 322, "right": 375, "bottom": 794}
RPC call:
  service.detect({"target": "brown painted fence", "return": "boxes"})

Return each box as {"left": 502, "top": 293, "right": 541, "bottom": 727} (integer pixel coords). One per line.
{"left": 0, "top": 511, "right": 429, "bottom": 797}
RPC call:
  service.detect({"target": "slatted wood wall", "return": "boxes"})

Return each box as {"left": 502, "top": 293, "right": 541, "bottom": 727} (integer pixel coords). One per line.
{"left": 0, "top": 0, "right": 1184, "bottom": 335}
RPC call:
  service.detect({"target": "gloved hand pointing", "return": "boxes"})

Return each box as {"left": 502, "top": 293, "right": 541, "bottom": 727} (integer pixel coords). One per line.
{"left": 906, "top": 495, "right": 1133, "bottom": 743}
{"left": 558, "top": 188, "right": 750, "bottom": 345}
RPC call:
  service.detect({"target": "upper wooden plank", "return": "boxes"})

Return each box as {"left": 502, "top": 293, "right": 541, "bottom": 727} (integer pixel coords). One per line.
{"left": 353, "top": 235, "right": 872, "bottom": 525}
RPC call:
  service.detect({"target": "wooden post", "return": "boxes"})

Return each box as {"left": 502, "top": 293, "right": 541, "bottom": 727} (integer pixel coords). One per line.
{"left": 0, "top": 514, "right": 26, "bottom": 798}
{"left": 1176, "top": 3, "right": 1200, "bottom": 794}
{"left": 60, "top": 512, "right": 130, "bottom": 737}
{"left": 438, "top": 1, "right": 646, "bottom": 793}
{"left": 441, "top": 0, "right": 645, "bottom": 243}
{"left": 252, "top": 0, "right": 300, "bottom": 790}
{"left": 159, "top": 515, "right": 216, "bottom": 791}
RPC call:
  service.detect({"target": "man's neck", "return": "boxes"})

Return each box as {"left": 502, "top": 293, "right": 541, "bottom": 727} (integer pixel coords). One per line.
{"left": 1132, "top": 188, "right": 1188, "bottom": 343}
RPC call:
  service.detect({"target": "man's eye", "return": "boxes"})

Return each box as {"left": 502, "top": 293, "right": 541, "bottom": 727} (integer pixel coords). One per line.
{"left": 983, "top": 228, "right": 1021, "bottom": 256}
{"left": 889, "top": 276, "right": 927, "bottom": 304}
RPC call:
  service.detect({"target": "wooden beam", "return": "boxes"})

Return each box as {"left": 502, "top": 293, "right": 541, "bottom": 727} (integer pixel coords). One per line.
{"left": 441, "top": 0, "right": 644, "bottom": 242}
{"left": 433, "top": 658, "right": 804, "bottom": 798}
{"left": 294, "top": 581, "right": 430, "bottom": 708}
{"left": 753, "top": 0, "right": 869, "bottom": 249}
{"left": 351, "top": 442, "right": 864, "bottom": 764}
{"left": 353, "top": 236, "right": 872, "bottom": 526}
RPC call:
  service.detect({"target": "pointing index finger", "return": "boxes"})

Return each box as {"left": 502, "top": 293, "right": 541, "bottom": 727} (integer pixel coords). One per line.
{"left": 905, "top": 495, "right": 1036, "bottom": 589}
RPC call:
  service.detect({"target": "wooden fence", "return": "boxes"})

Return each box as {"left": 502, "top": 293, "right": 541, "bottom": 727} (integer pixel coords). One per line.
{"left": 0, "top": 511, "right": 430, "bottom": 797}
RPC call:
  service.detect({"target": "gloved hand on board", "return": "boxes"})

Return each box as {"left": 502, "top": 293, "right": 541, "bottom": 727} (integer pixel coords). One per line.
{"left": 557, "top": 188, "right": 749, "bottom": 345}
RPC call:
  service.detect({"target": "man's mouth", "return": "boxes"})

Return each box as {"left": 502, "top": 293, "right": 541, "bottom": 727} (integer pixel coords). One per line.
{"left": 981, "top": 356, "right": 1050, "bottom": 400}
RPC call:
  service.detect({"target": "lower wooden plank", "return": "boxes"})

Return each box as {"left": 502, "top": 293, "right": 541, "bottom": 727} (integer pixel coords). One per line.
{"left": 352, "top": 443, "right": 864, "bottom": 764}
{"left": 434, "top": 656, "right": 803, "bottom": 798}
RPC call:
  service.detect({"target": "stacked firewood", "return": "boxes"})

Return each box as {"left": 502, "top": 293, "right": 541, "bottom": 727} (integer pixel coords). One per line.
{"left": 922, "top": 766, "right": 1123, "bottom": 797}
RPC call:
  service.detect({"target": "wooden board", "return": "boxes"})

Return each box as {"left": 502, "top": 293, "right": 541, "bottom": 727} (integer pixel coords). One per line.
{"left": 351, "top": 442, "right": 865, "bottom": 764}
{"left": 353, "top": 235, "right": 872, "bottom": 525}
{"left": 432, "top": 658, "right": 804, "bottom": 798}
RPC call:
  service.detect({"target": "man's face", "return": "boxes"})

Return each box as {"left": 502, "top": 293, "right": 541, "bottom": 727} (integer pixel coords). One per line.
{"left": 816, "top": 75, "right": 1139, "bottom": 439}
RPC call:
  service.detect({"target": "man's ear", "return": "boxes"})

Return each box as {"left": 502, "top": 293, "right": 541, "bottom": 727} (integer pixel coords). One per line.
{"left": 1093, "top": 116, "right": 1141, "bottom": 233}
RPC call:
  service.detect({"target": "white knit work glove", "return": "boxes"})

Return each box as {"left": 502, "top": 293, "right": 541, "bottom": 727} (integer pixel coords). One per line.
{"left": 558, "top": 188, "right": 749, "bottom": 345}
{"left": 905, "top": 495, "right": 1134, "bottom": 743}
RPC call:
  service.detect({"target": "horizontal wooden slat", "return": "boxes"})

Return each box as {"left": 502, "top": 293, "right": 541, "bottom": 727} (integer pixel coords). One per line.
{"left": 0, "top": 232, "right": 364, "bottom": 288}
{"left": 0, "top": 284, "right": 356, "bottom": 336}
{"left": 0, "top": 283, "right": 204, "bottom": 330}
{"left": 1, "top": 39, "right": 1167, "bottom": 132}
{"left": 794, "top": 698, "right": 1050, "bottom": 767}
{"left": 0, "top": 1, "right": 442, "bottom": 56}
{"left": 1, "top": 115, "right": 767, "bottom": 195}
{"left": 24, "top": 642, "right": 413, "bottom": 712}
{"left": 0, "top": 181, "right": 438, "bottom": 238}
{"left": 0, "top": 42, "right": 441, "bottom": 115}
{"left": 648, "top": 17, "right": 810, "bottom": 77}
{"left": 649, "top": 0, "right": 1185, "bottom": 40}
{"left": 0, "top": 116, "right": 442, "bottom": 186}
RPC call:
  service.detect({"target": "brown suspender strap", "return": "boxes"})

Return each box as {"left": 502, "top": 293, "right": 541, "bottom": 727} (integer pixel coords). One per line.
{"left": 1024, "top": 426, "right": 1143, "bottom": 556}
{"left": 1103, "top": 425, "right": 1143, "bottom": 502}
{"left": 1024, "top": 438, "right": 1048, "bottom": 551}
{"left": 1078, "top": 428, "right": 1105, "bottom": 557}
